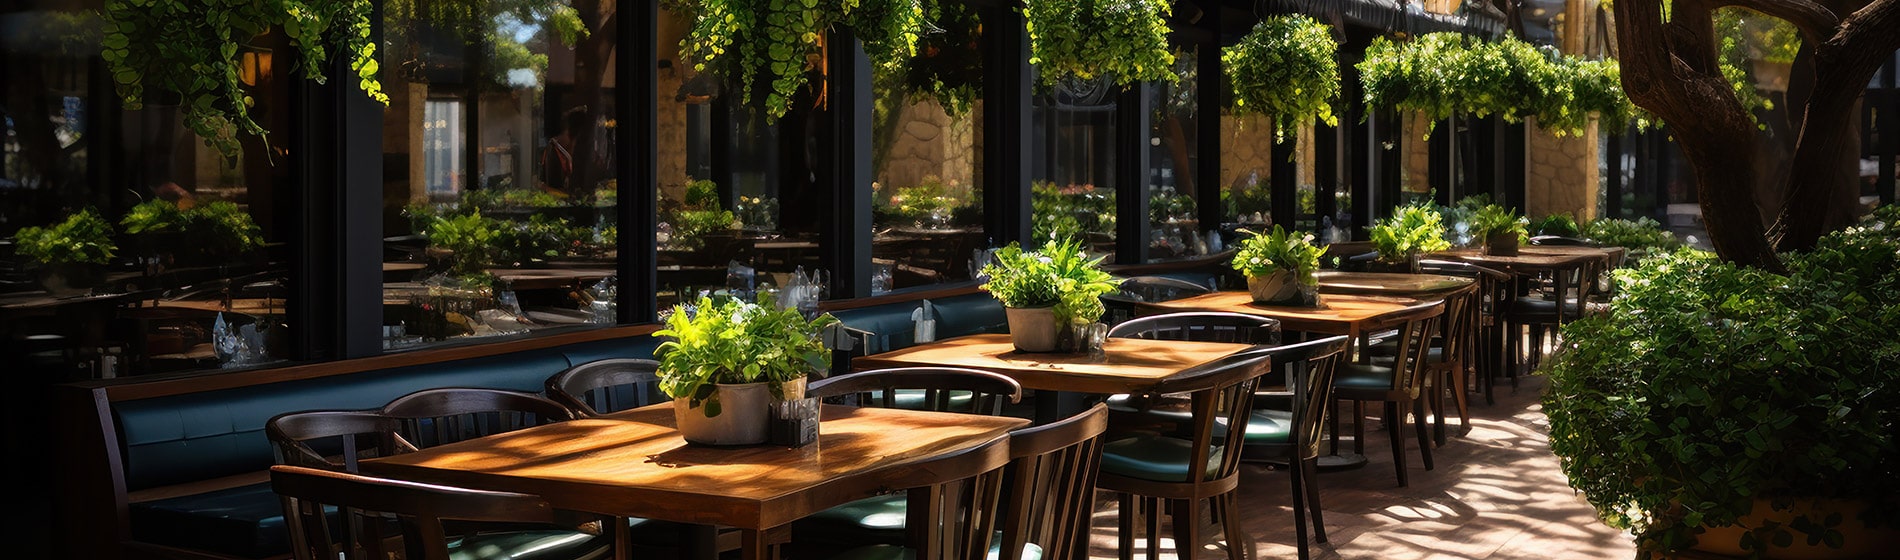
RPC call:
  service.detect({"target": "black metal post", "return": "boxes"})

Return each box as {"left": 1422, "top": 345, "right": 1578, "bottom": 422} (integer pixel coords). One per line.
{"left": 825, "top": 30, "right": 874, "bottom": 298}
{"left": 1196, "top": 38, "right": 1223, "bottom": 237}
{"left": 292, "top": 0, "right": 383, "bottom": 360}
{"left": 619, "top": 0, "right": 658, "bottom": 323}
{"left": 982, "top": 5, "right": 1032, "bottom": 247}
{"left": 1116, "top": 85, "right": 1153, "bottom": 264}
{"left": 1882, "top": 56, "right": 1897, "bottom": 206}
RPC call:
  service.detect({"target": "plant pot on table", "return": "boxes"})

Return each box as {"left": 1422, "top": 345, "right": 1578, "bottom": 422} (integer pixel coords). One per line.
{"left": 34, "top": 262, "right": 105, "bottom": 297}
{"left": 1484, "top": 232, "right": 1520, "bottom": 256}
{"left": 1004, "top": 305, "right": 1061, "bottom": 353}
{"left": 1363, "top": 252, "right": 1422, "bottom": 274}
{"left": 1247, "top": 270, "right": 1318, "bottom": 307}
{"left": 674, "top": 376, "right": 807, "bottom": 446}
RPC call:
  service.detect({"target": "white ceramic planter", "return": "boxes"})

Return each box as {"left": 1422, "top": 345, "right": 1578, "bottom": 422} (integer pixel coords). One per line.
{"left": 1005, "top": 306, "right": 1060, "bottom": 353}
{"left": 1247, "top": 270, "right": 1299, "bottom": 304}
{"left": 674, "top": 377, "right": 806, "bottom": 446}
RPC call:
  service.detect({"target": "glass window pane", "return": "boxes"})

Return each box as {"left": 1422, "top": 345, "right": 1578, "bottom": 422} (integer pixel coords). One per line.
{"left": 1148, "top": 47, "right": 1200, "bottom": 262}
{"left": 1032, "top": 72, "right": 1117, "bottom": 257}
{"left": 871, "top": 3, "right": 986, "bottom": 292}
{"left": 380, "top": 0, "right": 621, "bottom": 349}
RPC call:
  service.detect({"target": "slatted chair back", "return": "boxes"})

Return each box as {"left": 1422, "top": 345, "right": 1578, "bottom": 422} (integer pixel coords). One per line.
{"left": 1103, "top": 276, "right": 1215, "bottom": 325}
{"left": 809, "top": 367, "right": 1022, "bottom": 415}
{"left": 997, "top": 403, "right": 1108, "bottom": 560}
{"left": 270, "top": 465, "right": 559, "bottom": 560}
{"left": 266, "top": 410, "right": 415, "bottom": 473}
{"left": 1270, "top": 336, "right": 1351, "bottom": 459}
{"left": 1108, "top": 311, "right": 1280, "bottom": 345}
{"left": 379, "top": 388, "right": 575, "bottom": 449}
{"left": 544, "top": 358, "right": 666, "bottom": 417}
{"left": 892, "top": 433, "right": 1014, "bottom": 560}
{"left": 1380, "top": 302, "right": 1446, "bottom": 399}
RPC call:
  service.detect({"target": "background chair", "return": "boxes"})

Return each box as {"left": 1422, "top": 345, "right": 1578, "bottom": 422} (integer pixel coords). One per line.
{"left": 1101, "top": 276, "right": 1214, "bottom": 326}
{"left": 545, "top": 358, "right": 667, "bottom": 417}
{"left": 1331, "top": 301, "right": 1444, "bottom": 487}
{"left": 266, "top": 410, "right": 415, "bottom": 473}
{"left": 270, "top": 465, "right": 610, "bottom": 560}
{"left": 379, "top": 387, "right": 575, "bottom": 448}
{"left": 996, "top": 403, "right": 1109, "bottom": 560}
{"left": 1238, "top": 336, "right": 1350, "bottom": 560}
{"left": 1418, "top": 260, "right": 1512, "bottom": 405}
{"left": 793, "top": 367, "right": 1023, "bottom": 552}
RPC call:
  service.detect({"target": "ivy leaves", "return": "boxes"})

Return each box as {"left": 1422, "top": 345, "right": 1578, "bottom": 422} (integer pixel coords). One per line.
{"left": 1024, "top": 0, "right": 1176, "bottom": 88}
{"left": 1359, "top": 33, "right": 1637, "bottom": 137}
{"left": 679, "top": 0, "right": 924, "bottom": 120}
{"left": 101, "top": 0, "right": 387, "bottom": 160}
{"left": 1222, "top": 15, "right": 1340, "bottom": 138}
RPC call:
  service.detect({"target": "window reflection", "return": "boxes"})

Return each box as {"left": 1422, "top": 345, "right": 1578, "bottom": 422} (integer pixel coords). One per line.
{"left": 1148, "top": 47, "right": 1201, "bottom": 261}
{"left": 1032, "top": 72, "right": 1118, "bottom": 257}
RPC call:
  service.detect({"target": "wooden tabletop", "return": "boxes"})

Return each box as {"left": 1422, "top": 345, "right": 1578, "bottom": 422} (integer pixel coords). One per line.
{"left": 361, "top": 404, "right": 1023, "bottom": 532}
{"left": 1428, "top": 248, "right": 1599, "bottom": 273}
{"left": 489, "top": 267, "right": 614, "bottom": 290}
{"left": 1314, "top": 271, "right": 1473, "bottom": 296}
{"left": 1138, "top": 291, "right": 1437, "bottom": 337}
{"left": 851, "top": 333, "right": 1265, "bottom": 395}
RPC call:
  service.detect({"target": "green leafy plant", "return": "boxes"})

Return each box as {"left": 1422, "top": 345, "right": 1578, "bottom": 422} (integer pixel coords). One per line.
{"left": 13, "top": 209, "right": 118, "bottom": 266}
{"left": 1222, "top": 15, "right": 1340, "bottom": 137}
{"left": 878, "top": 179, "right": 971, "bottom": 227}
{"left": 1469, "top": 204, "right": 1528, "bottom": 242}
{"left": 1358, "top": 33, "right": 1639, "bottom": 137}
{"left": 675, "top": 0, "right": 924, "bottom": 119}
{"left": 121, "top": 199, "right": 266, "bottom": 256}
{"left": 655, "top": 294, "right": 837, "bottom": 417}
{"left": 979, "top": 238, "right": 1117, "bottom": 325}
{"left": 100, "top": 0, "right": 386, "bottom": 159}
{"left": 1024, "top": 0, "right": 1176, "bottom": 87}
{"left": 733, "top": 195, "right": 779, "bottom": 230}
{"left": 1222, "top": 181, "right": 1272, "bottom": 220}
{"left": 420, "top": 211, "right": 505, "bottom": 284}
{"left": 1530, "top": 214, "right": 1581, "bottom": 237}
{"left": 1231, "top": 225, "right": 1325, "bottom": 285}
{"left": 1367, "top": 203, "right": 1450, "bottom": 262}
{"left": 1148, "top": 186, "right": 1195, "bottom": 224}
{"left": 1031, "top": 181, "right": 1115, "bottom": 244}
{"left": 887, "top": 0, "right": 982, "bottom": 116}
{"left": 1581, "top": 217, "right": 1681, "bottom": 257}
{"left": 1544, "top": 241, "right": 1900, "bottom": 556}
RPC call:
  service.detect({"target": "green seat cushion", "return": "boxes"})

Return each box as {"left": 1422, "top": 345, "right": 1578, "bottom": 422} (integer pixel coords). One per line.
{"left": 1241, "top": 409, "right": 1295, "bottom": 445}
{"left": 793, "top": 494, "right": 908, "bottom": 546}
{"left": 890, "top": 389, "right": 976, "bottom": 412}
{"left": 1103, "top": 394, "right": 1192, "bottom": 425}
{"left": 1099, "top": 435, "right": 1226, "bottom": 483}
{"left": 448, "top": 529, "right": 613, "bottom": 560}
{"left": 1333, "top": 363, "right": 1396, "bottom": 391}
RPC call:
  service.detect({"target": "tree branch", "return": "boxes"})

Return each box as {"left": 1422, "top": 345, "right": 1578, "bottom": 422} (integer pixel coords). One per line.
{"left": 1710, "top": 0, "right": 1840, "bottom": 42}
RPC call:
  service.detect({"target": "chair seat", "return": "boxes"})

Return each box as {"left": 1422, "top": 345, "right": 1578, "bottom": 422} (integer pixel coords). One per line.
{"left": 1099, "top": 435, "right": 1225, "bottom": 483}
{"left": 447, "top": 529, "right": 613, "bottom": 560}
{"left": 1333, "top": 363, "right": 1397, "bottom": 391}
{"left": 825, "top": 538, "right": 1041, "bottom": 560}
{"left": 792, "top": 494, "right": 908, "bottom": 546}
{"left": 1103, "top": 393, "right": 1192, "bottom": 424}
{"left": 890, "top": 389, "right": 975, "bottom": 412}
{"left": 1239, "top": 409, "right": 1295, "bottom": 445}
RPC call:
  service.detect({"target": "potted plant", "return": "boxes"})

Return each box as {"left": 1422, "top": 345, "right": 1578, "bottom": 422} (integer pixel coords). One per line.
{"left": 1470, "top": 204, "right": 1528, "bottom": 256}
{"left": 655, "top": 294, "right": 836, "bottom": 446}
{"left": 1544, "top": 235, "right": 1900, "bottom": 558}
{"left": 1222, "top": 15, "right": 1340, "bottom": 139}
{"left": 121, "top": 199, "right": 266, "bottom": 265}
{"left": 13, "top": 209, "right": 118, "bottom": 296}
{"left": 1023, "top": 0, "right": 1177, "bottom": 88}
{"left": 1231, "top": 225, "right": 1326, "bottom": 306}
{"left": 979, "top": 238, "right": 1118, "bottom": 353}
{"left": 1366, "top": 203, "right": 1451, "bottom": 273}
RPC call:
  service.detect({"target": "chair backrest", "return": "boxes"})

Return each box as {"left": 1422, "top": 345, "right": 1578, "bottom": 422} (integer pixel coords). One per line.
{"left": 1378, "top": 302, "right": 1446, "bottom": 397}
{"left": 266, "top": 410, "right": 415, "bottom": 473}
{"left": 1107, "top": 311, "right": 1280, "bottom": 345}
{"left": 1102, "top": 276, "right": 1215, "bottom": 325}
{"left": 808, "top": 367, "right": 1022, "bottom": 415}
{"left": 380, "top": 388, "right": 575, "bottom": 448}
{"left": 1421, "top": 259, "right": 1513, "bottom": 318}
{"left": 882, "top": 432, "right": 1014, "bottom": 560}
{"left": 270, "top": 465, "right": 558, "bottom": 560}
{"left": 544, "top": 358, "right": 666, "bottom": 417}
{"left": 1262, "top": 336, "right": 1351, "bottom": 459}
{"left": 1529, "top": 235, "right": 1591, "bottom": 246}
{"left": 1434, "top": 285, "right": 1481, "bottom": 367}
{"left": 998, "top": 403, "right": 1108, "bottom": 560}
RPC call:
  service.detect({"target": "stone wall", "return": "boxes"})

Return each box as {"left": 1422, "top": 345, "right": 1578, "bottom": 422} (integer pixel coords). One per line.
{"left": 656, "top": 11, "right": 694, "bottom": 201}
{"left": 1402, "top": 111, "right": 1433, "bottom": 196}
{"left": 876, "top": 99, "right": 979, "bottom": 192}
{"left": 1524, "top": 116, "right": 1600, "bottom": 220}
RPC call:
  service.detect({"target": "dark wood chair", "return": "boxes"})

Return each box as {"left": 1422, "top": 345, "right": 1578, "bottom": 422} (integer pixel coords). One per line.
{"left": 1094, "top": 343, "right": 1273, "bottom": 560}
{"left": 809, "top": 366, "right": 1023, "bottom": 415}
{"left": 545, "top": 358, "right": 667, "bottom": 417}
{"left": 379, "top": 387, "right": 575, "bottom": 449}
{"left": 265, "top": 410, "right": 415, "bottom": 473}
{"left": 1418, "top": 260, "right": 1513, "bottom": 406}
{"left": 997, "top": 403, "right": 1109, "bottom": 560}
{"left": 270, "top": 465, "right": 610, "bottom": 560}
{"left": 1237, "top": 336, "right": 1351, "bottom": 560}
{"left": 795, "top": 367, "right": 1023, "bottom": 552}
{"left": 1332, "top": 301, "right": 1445, "bottom": 487}
{"left": 815, "top": 430, "right": 1015, "bottom": 560}
{"left": 1102, "top": 276, "right": 1215, "bottom": 326}
{"left": 1106, "top": 311, "right": 1280, "bottom": 345}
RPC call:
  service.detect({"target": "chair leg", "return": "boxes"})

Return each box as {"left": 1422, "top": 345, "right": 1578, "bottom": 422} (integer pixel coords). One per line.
{"left": 1413, "top": 397, "right": 1435, "bottom": 471}
{"left": 1430, "top": 367, "right": 1447, "bottom": 447}
{"left": 1352, "top": 400, "right": 1366, "bottom": 455}
{"left": 1289, "top": 459, "right": 1310, "bottom": 560}
{"left": 1385, "top": 401, "right": 1407, "bottom": 487}
{"left": 1145, "top": 497, "right": 1162, "bottom": 560}
{"left": 1218, "top": 493, "right": 1250, "bottom": 560}
{"left": 1302, "top": 458, "right": 1327, "bottom": 544}
{"left": 1328, "top": 398, "right": 1342, "bottom": 456}
{"left": 1118, "top": 492, "right": 1135, "bottom": 560}
{"left": 1171, "top": 499, "right": 1198, "bottom": 560}
{"left": 1451, "top": 359, "right": 1472, "bottom": 437}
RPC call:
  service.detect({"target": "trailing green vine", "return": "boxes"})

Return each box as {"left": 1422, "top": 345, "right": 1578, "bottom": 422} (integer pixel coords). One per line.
{"left": 1024, "top": 0, "right": 1176, "bottom": 87}
{"left": 100, "top": 0, "right": 387, "bottom": 159}
{"left": 1222, "top": 15, "right": 1340, "bottom": 138}
{"left": 1359, "top": 33, "right": 1639, "bottom": 137}
{"left": 676, "top": 0, "right": 925, "bottom": 120}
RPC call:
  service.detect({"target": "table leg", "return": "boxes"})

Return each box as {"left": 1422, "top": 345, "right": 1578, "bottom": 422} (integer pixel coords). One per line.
{"left": 1033, "top": 390, "right": 1089, "bottom": 424}
{"left": 739, "top": 528, "right": 770, "bottom": 560}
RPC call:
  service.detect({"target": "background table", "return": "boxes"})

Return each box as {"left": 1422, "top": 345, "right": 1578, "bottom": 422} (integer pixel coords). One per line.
{"left": 1138, "top": 291, "right": 1436, "bottom": 338}
{"left": 1314, "top": 271, "right": 1473, "bottom": 296}
{"left": 853, "top": 333, "right": 1267, "bottom": 422}
{"left": 363, "top": 404, "right": 1024, "bottom": 560}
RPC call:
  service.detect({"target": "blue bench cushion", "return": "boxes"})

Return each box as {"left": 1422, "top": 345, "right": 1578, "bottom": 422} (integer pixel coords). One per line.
{"left": 928, "top": 293, "right": 1006, "bottom": 339}
{"left": 831, "top": 303, "right": 923, "bottom": 355}
{"left": 130, "top": 482, "right": 290, "bottom": 559}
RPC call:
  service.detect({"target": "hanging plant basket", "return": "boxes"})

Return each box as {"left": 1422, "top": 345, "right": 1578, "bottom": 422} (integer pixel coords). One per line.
{"left": 1024, "top": 0, "right": 1177, "bottom": 88}
{"left": 1222, "top": 15, "right": 1340, "bottom": 138}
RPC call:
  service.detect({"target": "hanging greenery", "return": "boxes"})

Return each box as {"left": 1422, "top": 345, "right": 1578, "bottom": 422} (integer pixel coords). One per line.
{"left": 1222, "top": 15, "right": 1340, "bottom": 138}
{"left": 101, "top": 0, "right": 388, "bottom": 160}
{"left": 894, "top": 0, "right": 983, "bottom": 116}
{"left": 1359, "top": 32, "right": 1639, "bottom": 138}
{"left": 1024, "top": 0, "right": 1176, "bottom": 88}
{"left": 676, "top": 0, "right": 926, "bottom": 120}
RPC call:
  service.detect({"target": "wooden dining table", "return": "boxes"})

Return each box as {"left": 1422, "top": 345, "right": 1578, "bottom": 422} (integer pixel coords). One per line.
{"left": 852, "top": 333, "right": 1270, "bottom": 422}
{"left": 1136, "top": 291, "right": 1439, "bottom": 339}
{"left": 361, "top": 403, "right": 1025, "bottom": 560}
{"left": 1313, "top": 271, "right": 1473, "bottom": 296}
